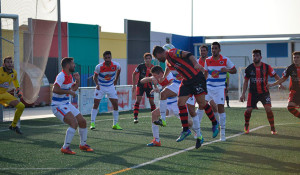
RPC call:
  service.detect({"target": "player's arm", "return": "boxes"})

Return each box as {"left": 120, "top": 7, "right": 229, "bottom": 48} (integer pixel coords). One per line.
{"left": 221, "top": 66, "right": 237, "bottom": 74}
{"left": 132, "top": 70, "right": 139, "bottom": 92}
{"left": 12, "top": 73, "right": 22, "bottom": 98}
{"left": 53, "top": 84, "right": 76, "bottom": 97}
{"left": 140, "top": 77, "right": 153, "bottom": 84}
{"left": 162, "top": 66, "right": 171, "bottom": 80}
{"left": 268, "top": 76, "right": 288, "bottom": 88}
{"left": 114, "top": 68, "right": 121, "bottom": 86}
{"left": 93, "top": 73, "right": 100, "bottom": 90}
{"left": 71, "top": 72, "right": 80, "bottom": 91}
{"left": 240, "top": 78, "right": 249, "bottom": 102}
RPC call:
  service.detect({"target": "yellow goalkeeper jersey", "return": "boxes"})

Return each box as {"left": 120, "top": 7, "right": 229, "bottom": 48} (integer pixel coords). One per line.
{"left": 0, "top": 67, "right": 19, "bottom": 94}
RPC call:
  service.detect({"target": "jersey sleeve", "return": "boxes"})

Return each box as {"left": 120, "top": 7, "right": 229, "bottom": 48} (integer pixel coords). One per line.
{"left": 282, "top": 66, "right": 291, "bottom": 78}
{"left": 12, "top": 71, "right": 20, "bottom": 88}
{"left": 94, "top": 64, "right": 100, "bottom": 75}
{"left": 134, "top": 64, "right": 140, "bottom": 73}
{"left": 169, "top": 48, "right": 183, "bottom": 59}
{"left": 244, "top": 67, "right": 250, "bottom": 80}
{"left": 116, "top": 62, "right": 121, "bottom": 70}
{"left": 54, "top": 73, "right": 65, "bottom": 87}
{"left": 226, "top": 57, "right": 235, "bottom": 69}
{"left": 268, "top": 65, "right": 276, "bottom": 77}
{"left": 204, "top": 60, "right": 208, "bottom": 71}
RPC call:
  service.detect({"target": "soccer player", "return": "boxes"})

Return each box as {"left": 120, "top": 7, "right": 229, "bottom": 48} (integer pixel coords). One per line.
{"left": 141, "top": 66, "right": 203, "bottom": 149}
{"left": 196, "top": 45, "right": 221, "bottom": 137}
{"left": 204, "top": 42, "right": 237, "bottom": 141}
{"left": 132, "top": 53, "right": 156, "bottom": 123}
{"left": 152, "top": 46, "right": 219, "bottom": 143}
{"left": 240, "top": 49, "right": 281, "bottom": 135}
{"left": 90, "top": 51, "right": 122, "bottom": 130}
{"left": 0, "top": 56, "right": 24, "bottom": 134}
{"left": 52, "top": 57, "right": 93, "bottom": 154}
{"left": 268, "top": 51, "right": 300, "bottom": 119}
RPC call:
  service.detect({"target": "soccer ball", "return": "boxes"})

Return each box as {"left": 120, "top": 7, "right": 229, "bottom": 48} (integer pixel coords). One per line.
{"left": 163, "top": 44, "right": 175, "bottom": 51}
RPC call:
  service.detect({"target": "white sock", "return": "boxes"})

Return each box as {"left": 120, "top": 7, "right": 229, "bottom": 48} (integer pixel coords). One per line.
{"left": 197, "top": 109, "right": 204, "bottom": 129}
{"left": 160, "top": 100, "right": 167, "bottom": 121}
{"left": 63, "top": 127, "right": 76, "bottom": 149}
{"left": 215, "top": 112, "right": 219, "bottom": 122}
{"left": 192, "top": 116, "right": 201, "bottom": 138}
{"left": 78, "top": 127, "right": 87, "bottom": 146}
{"left": 91, "top": 109, "right": 98, "bottom": 123}
{"left": 113, "top": 110, "right": 119, "bottom": 125}
{"left": 152, "top": 123, "right": 160, "bottom": 142}
{"left": 219, "top": 113, "right": 226, "bottom": 141}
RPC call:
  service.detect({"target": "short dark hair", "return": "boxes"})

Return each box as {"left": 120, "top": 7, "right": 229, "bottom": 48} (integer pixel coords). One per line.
{"left": 199, "top": 45, "right": 208, "bottom": 51}
{"left": 292, "top": 51, "right": 300, "bottom": 56}
{"left": 103, "top": 51, "right": 111, "bottom": 57}
{"left": 211, "top": 42, "right": 221, "bottom": 49}
{"left": 3, "top": 56, "right": 12, "bottom": 63}
{"left": 151, "top": 65, "right": 164, "bottom": 74}
{"left": 144, "top": 52, "right": 152, "bottom": 59}
{"left": 152, "top": 46, "right": 165, "bottom": 57}
{"left": 252, "top": 49, "right": 261, "bottom": 56}
{"left": 61, "top": 57, "right": 74, "bottom": 68}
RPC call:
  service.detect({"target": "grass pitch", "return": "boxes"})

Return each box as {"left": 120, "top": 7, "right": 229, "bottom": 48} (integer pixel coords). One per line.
{"left": 0, "top": 108, "right": 300, "bottom": 175}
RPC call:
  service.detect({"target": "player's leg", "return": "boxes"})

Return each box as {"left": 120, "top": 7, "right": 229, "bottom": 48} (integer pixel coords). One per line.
{"left": 225, "top": 83, "right": 230, "bottom": 108}
{"left": 260, "top": 92, "right": 276, "bottom": 134}
{"left": 176, "top": 91, "right": 191, "bottom": 142}
{"left": 244, "top": 92, "right": 257, "bottom": 134}
{"left": 134, "top": 95, "right": 143, "bottom": 123}
{"left": 146, "top": 88, "right": 156, "bottom": 112}
{"left": 159, "top": 88, "right": 177, "bottom": 124}
{"left": 287, "top": 90, "right": 300, "bottom": 119}
{"left": 214, "top": 88, "right": 226, "bottom": 141}
{"left": 110, "top": 98, "right": 122, "bottom": 130}
{"left": 147, "top": 108, "right": 161, "bottom": 147}
{"left": 75, "top": 111, "right": 94, "bottom": 152}
{"left": 61, "top": 112, "right": 78, "bottom": 154}
{"left": 133, "top": 86, "right": 144, "bottom": 123}
{"left": 8, "top": 95, "right": 25, "bottom": 134}
{"left": 90, "top": 88, "right": 104, "bottom": 130}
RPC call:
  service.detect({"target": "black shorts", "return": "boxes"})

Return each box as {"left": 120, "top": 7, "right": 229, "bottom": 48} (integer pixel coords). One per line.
{"left": 136, "top": 86, "right": 154, "bottom": 99}
{"left": 288, "top": 90, "right": 300, "bottom": 105}
{"left": 179, "top": 72, "right": 207, "bottom": 97}
{"left": 247, "top": 92, "right": 271, "bottom": 108}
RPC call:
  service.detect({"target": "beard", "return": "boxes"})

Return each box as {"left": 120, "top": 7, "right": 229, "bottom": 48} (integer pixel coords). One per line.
{"left": 69, "top": 67, "right": 75, "bottom": 73}
{"left": 254, "top": 59, "right": 260, "bottom": 64}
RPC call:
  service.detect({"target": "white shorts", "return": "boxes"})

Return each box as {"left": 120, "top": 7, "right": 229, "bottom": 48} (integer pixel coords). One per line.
{"left": 94, "top": 85, "right": 118, "bottom": 100}
{"left": 187, "top": 96, "right": 195, "bottom": 105}
{"left": 166, "top": 97, "right": 179, "bottom": 118}
{"left": 205, "top": 87, "right": 225, "bottom": 105}
{"left": 51, "top": 103, "right": 80, "bottom": 123}
{"left": 166, "top": 82, "right": 180, "bottom": 95}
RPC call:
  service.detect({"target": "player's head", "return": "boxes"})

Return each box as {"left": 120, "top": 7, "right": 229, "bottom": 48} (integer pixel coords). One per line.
{"left": 211, "top": 42, "right": 221, "bottom": 57}
{"left": 199, "top": 45, "right": 209, "bottom": 58}
{"left": 3, "top": 56, "right": 14, "bottom": 71}
{"left": 61, "top": 57, "right": 75, "bottom": 72}
{"left": 103, "top": 51, "right": 112, "bottom": 64}
{"left": 151, "top": 66, "right": 164, "bottom": 80}
{"left": 252, "top": 49, "right": 262, "bottom": 64}
{"left": 152, "top": 46, "right": 166, "bottom": 62}
{"left": 292, "top": 51, "right": 300, "bottom": 65}
{"left": 143, "top": 52, "right": 152, "bottom": 65}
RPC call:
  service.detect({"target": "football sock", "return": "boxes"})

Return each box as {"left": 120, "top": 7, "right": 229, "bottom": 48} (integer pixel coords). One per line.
{"left": 287, "top": 106, "right": 300, "bottom": 118}
{"left": 226, "top": 96, "right": 229, "bottom": 106}
{"left": 244, "top": 111, "right": 251, "bottom": 128}
{"left": 196, "top": 109, "right": 204, "bottom": 129}
{"left": 219, "top": 113, "right": 226, "bottom": 139}
{"left": 133, "top": 102, "right": 140, "bottom": 119}
{"left": 192, "top": 115, "right": 201, "bottom": 137}
{"left": 113, "top": 110, "right": 119, "bottom": 125}
{"left": 151, "top": 104, "right": 156, "bottom": 112}
{"left": 266, "top": 111, "right": 275, "bottom": 131}
{"left": 152, "top": 123, "right": 160, "bottom": 142}
{"left": 11, "top": 102, "right": 25, "bottom": 127}
{"left": 204, "top": 104, "right": 217, "bottom": 125}
{"left": 160, "top": 100, "right": 167, "bottom": 121}
{"left": 63, "top": 127, "right": 76, "bottom": 149}
{"left": 91, "top": 108, "right": 98, "bottom": 123}
{"left": 78, "top": 127, "right": 87, "bottom": 146}
{"left": 179, "top": 105, "right": 189, "bottom": 132}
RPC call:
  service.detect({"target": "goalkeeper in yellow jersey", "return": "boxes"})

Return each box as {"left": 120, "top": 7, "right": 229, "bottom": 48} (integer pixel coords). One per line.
{"left": 0, "top": 56, "right": 25, "bottom": 134}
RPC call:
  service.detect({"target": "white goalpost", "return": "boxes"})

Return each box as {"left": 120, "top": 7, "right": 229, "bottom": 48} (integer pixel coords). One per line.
{"left": 0, "top": 13, "right": 20, "bottom": 122}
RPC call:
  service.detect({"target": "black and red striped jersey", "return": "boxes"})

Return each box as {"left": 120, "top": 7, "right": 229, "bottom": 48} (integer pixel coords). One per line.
{"left": 244, "top": 62, "right": 276, "bottom": 94}
{"left": 282, "top": 64, "right": 300, "bottom": 91}
{"left": 134, "top": 63, "right": 154, "bottom": 88}
{"left": 166, "top": 48, "right": 200, "bottom": 81}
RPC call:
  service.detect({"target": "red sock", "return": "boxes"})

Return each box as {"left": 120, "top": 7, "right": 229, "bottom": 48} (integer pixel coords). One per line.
{"left": 134, "top": 102, "right": 140, "bottom": 119}
{"left": 151, "top": 104, "right": 156, "bottom": 112}
{"left": 179, "top": 105, "right": 189, "bottom": 131}
{"left": 244, "top": 111, "right": 251, "bottom": 128}
{"left": 266, "top": 111, "right": 275, "bottom": 132}
{"left": 287, "top": 106, "right": 300, "bottom": 118}
{"left": 204, "top": 104, "right": 217, "bottom": 125}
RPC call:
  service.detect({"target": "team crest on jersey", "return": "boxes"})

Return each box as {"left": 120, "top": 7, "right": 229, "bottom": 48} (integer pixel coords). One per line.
{"left": 11, "top": 74, "right": 14, "bottom": 78}
{"left": 112, "top": 66, "right": 115, "bottom": 70}
{"left": 104, "top": 75, "right": 112, "bottom": 80}
{"left": 219, "top": 61, "right": 224, "bottom": 65}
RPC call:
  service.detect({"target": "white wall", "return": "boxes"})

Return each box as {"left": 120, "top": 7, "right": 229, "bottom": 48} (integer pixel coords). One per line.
{"left": 150, "top": 31, "right": 172, "bottom": 51}
{"left": 114, "top": 58, "right": 127, "bottom": 85}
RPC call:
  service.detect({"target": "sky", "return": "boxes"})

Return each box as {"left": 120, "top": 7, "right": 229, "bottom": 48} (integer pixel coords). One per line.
{"left": 3, "top": 0, "right": 300, "bottom": 37}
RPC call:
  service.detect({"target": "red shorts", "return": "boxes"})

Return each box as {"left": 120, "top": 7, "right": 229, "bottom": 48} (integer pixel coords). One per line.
{"left": 288, "top": 90, "right": 300, "bottom": 105}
